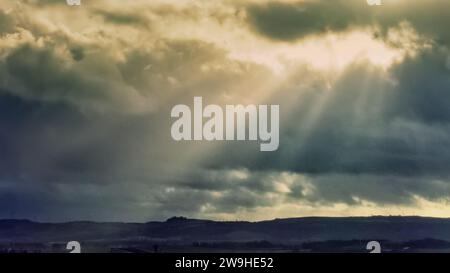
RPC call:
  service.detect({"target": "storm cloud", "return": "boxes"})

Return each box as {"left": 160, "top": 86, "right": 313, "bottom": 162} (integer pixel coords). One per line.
{"left": 0, "top": 0, "right": 449, "bottom": 222}
{"left": 246, "top": 0, "right": 450, "bottom": 43}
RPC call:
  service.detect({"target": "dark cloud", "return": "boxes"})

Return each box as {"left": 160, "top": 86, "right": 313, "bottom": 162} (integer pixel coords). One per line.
{"left": 200, "top": 47, "right": 450, "bottom": 176}
{"left": 94, "top": 9, "right": 151, "bottom": 27}
{"left": 69, "top": 47, "right": 84, "bottom": 61}
{"left": 246, "top": 0, "right": 372, "bottom": 40}
{"left": 1, "top": 43, "right": 146, "bottom": 113}
{"left": 0, "top": 10, "right": 16, "bottom": 36}
{"left": 0, "top": 0, "right": 450, "bottom": 221}
{"left": 246, "top": 0, "right": 450, "bottom": 44}
{"left": 192, "top": 47, "right": 450, "bottom": 212}
{"left": 390, "top": 48, "right": 450, "bottom": 122}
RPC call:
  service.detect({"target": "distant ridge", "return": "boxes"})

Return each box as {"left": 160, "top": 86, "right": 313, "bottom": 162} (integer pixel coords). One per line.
{"left": 1, "top": 216, "right": 450, "bottom": 245}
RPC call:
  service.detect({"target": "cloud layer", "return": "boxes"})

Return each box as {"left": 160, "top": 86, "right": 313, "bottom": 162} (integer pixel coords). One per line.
{"left": 0, "top": 0, "right": 449, "bottom": 221}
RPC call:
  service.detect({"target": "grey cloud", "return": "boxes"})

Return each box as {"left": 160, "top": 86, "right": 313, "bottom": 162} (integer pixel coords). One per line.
{"left": 94, "top": 9, "right": 151, "bottom": 27}
{"left": 246, "top": 0, "right": 450, "bottom": 44}
{"left": 0, "top": 10, "right": 16, "bottom": 35}
{"left": 158, "top": 168, "right": 450, "bottom": 215}
{"left": 69, "top": 47, "right": 84, "bottom": 61}
{"left": 1, "top": 0, "right": 450, "bottom": 221}
{"left": 1, "top": 43, "right": 148, "bottom": 114}
{"left": 389, "top": 48, "right": 450, "bottom": 123}
{"left": 191, "top": 47, "right": 450, "bottom": 212}
{"left": 202, "top": 49, "right": 450, "bottom": 177}
{"left": 246, "top": 0, "right": 372, "bottom": 40}
{"left": 0, "top": 3, "right": 272, "bottom": 114}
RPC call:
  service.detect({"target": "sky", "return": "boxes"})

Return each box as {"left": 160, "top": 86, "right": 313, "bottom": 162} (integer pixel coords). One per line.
{"left": 0, "top": 0, "right": 450, "bottom": 222}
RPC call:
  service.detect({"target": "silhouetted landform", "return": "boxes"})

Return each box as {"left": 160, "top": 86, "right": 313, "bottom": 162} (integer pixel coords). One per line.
{"left": 1, "top": 216, "right": 450, "bottom": 253}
